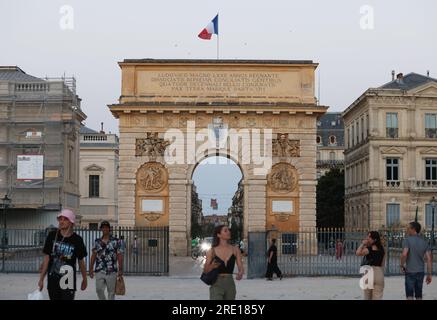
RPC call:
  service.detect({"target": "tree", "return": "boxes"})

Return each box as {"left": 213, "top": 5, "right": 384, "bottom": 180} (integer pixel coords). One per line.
{"left": 230, "top": 218, "right": 239, "bottom": 243}
{"left": 191, "top": 223, "right": 203, "bottom": 239}
{"left": 316, "top": 168, "right": 345, "bottom": 228}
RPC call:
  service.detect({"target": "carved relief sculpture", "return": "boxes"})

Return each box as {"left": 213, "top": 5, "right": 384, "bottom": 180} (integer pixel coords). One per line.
{"left": 272, "top": 133, "right": 300, "bottom": 157}
{"left": 137, "top": 162, "right": 168, "bottom": 192}
{"left": 268, "top": 163, "right": 297, "bottom": 193}
{"left": 135, "top": 132, "right": 170, "bottom": 158}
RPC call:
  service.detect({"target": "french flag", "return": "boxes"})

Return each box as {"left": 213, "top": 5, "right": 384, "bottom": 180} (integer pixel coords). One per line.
{"left": 198, "top": 14, "right": 218, "bottom": 40}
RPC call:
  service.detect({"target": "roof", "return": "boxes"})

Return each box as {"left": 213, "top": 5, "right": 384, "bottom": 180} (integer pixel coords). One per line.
{"left": 317, "top": 113, "right": 344, "bottom": 147}
{"left": 379, "top": 72, "right": 437, "bottom": 90}
{"left": 0, "top": 66, "right": 44, "bottom": 82}
{"left": 121, "top": 59, "right": 315, "bottom": 65}
{"left": 79, "top": 125, "right": 99, "bottom": 134}
{"left": 317, "top": 112, "right": 343, "bottom": 130}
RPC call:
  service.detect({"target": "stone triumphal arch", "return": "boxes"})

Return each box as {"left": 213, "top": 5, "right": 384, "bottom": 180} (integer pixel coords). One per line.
{"left": 109, "top": 59, "right": 327, "bottom": 256}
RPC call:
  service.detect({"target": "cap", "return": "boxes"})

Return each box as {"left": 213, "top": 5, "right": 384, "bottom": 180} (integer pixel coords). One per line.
{"left": 57, "top": 209, "right": 75, "bottom": 224}
{"left": 100, "top": 220, "right": 111, "bottom": 229}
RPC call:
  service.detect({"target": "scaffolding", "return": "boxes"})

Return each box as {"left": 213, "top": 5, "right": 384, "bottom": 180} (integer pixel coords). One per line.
{"left": 0, "top": 71, "right": 85, "bottom": 227}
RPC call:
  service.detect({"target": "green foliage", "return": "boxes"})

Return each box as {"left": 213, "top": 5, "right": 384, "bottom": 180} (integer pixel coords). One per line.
{"left": 191, "top": 222, "right": 203, "bottom": 238}
{"left": 316, "top": 168, "right": 345, "bottom": 228}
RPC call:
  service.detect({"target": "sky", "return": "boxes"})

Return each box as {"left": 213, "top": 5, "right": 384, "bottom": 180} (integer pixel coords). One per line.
{"left": 192, "top": 156, "right": 242, "bottom": 215}
{"left": 1, "top": 0, "right": 436, "bottom": 215}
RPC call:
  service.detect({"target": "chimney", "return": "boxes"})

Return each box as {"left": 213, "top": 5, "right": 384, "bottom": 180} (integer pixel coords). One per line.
{"left": 396, "top": 73, "right": 404, "bottom": 84}
{"left": 427, "top": 70, "right": 430, "bottom": 77}
{"left": 391, "top": 70, "right": 395, "bottom": 81}
{"left": 100, "top": 122, "right": 105, "bottom": 134}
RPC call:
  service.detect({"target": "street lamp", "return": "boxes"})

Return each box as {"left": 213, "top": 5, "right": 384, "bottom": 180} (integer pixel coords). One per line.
{"left": 1, "top": 195, "right": 11, "bottom": 272}
{"left": 431, "top": 196, "right": 437, "bottom": 251}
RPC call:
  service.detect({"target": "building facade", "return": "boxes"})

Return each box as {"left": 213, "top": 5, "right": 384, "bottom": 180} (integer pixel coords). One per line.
{"left": 0, "top": 66, "right": 85, "bottom": 228}
{"left": 228, "top": 178, "right": 244, "bottom": 240}
{"left": 203, "top": 214, "right": 228, "bottom": 227}
{"left": 191, "top": 184, "right": 202, "bottom": 225}
{"left": 108, "top": 59, "right": 327, "bottom": 255}
{"left": 79, "top": 125, "right": 119, "bottom": 228}
{"left": 316, "top": 112, "right": 344, "bottom": 178}
{"left": 343, "top": 72, "right": 437, "bottom": 230}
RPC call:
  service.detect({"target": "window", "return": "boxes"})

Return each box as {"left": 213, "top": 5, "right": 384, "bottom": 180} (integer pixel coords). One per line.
{"left": 347, "top": 128, "right": 350, "bottom": 148}
{"left": 316, "top": 136, "right": 322, "bottom": 145}
{"left": 329, "top": 135, "right": 337, "bottom": 145}
{"left": 366, "top": 114, "right": 369, "bottom": 136}
{"left": 386, "top": 113, "right": 399, "bottom": 138}
{"left": 329, "top": 152, "right": 336, "bottom": 161}
{"left": 425, "top": 204, "right": 437, "bottom": 229}
{"left": 89, "top": 175, "right": 100, "bottom": 197}
{"left": 361, "top": 118, "right": 364, "bottom": 141}
{"left": 386, "top": 204, "right": 400, "bottom": 227}
{"left": 425, "top": 114, "right": 437, "bottom": 138}
{"left": 425, "top": 159, "right": 437, "bottom": 181}
{"left": 352, "top": 124, "right": 355, "bottom": 145}
{"left": 68, "top": 147, "right": 74, "bottom": 182}
{"left": 386, "top": 158, "right": 399, "bottom": 181}
{"left": 317, "top": 121, "right": 321, "bottom": 127}
{"left": 331, "top": 121, "right": 336, "bottom": 127}
{"left": 356, "top": 121, "right": 360, "bottom": 143}
{"left": 316, "top": 152, "right": 321, "bottom": 161}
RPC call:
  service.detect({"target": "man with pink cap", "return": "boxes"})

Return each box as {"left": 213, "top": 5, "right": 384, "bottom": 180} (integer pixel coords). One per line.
{"left": 38, "top": 209, "right": 88, "bottom": 300}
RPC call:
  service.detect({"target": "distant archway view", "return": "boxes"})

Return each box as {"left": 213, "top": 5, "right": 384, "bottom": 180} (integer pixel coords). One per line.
{"left": 191, "top": 156, "right": 243, "bottom": 254}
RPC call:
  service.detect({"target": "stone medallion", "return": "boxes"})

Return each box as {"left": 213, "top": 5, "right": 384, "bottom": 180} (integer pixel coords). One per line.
{"left": 268, "top": 163, "right": 297, "bottom": 193}
{"left": 137, "top": 162, "right": 168, "bottom": 192}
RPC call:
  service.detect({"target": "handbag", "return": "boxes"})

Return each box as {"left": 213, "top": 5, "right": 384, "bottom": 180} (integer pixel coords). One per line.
{"left": 200, "top": 248, "right": 220, "bottom": 286}
{"left": 115, "top": 275, "right": 126, "bottom": 295}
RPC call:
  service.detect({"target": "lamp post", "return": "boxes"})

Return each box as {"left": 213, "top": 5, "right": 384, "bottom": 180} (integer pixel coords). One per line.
{"left": 431, "top": 196, "right": 436, "bottom": 252}
{"left": 1, "top": 195, "right": 11, "bottom": 272}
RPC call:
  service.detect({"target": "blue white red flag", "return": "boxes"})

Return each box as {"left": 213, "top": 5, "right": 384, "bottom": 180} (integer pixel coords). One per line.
{"left": 198, "top": 14, "right": 218, "bottom": 40}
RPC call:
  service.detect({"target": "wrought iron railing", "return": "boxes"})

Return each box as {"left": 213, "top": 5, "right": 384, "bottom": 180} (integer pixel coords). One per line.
{"left": 0, "top": 226, "right": 169, "bottom": 275}
{"left": 247, "top": 228, "right": 437, "bottom": 278}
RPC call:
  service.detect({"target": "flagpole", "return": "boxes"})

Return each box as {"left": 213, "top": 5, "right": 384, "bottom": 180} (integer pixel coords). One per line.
{"left": 216, "top": 13, "right": 219, "bottom": 59}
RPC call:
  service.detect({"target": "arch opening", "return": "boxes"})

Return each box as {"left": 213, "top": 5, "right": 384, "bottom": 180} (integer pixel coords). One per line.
{"left": 190, "top": 155, "right": 244, "bottom": 246}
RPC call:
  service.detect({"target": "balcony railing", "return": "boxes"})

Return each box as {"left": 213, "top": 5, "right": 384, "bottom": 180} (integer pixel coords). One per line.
{"left": 386, "top": 127, "right": 399, "bottom": 138}
{"left": 425, "top": 128, "right": 437, "bottom": 139}
{"left": 348, "top": 180, "right": 437, "bottom": 193}
{"left": 316, "top": 160, "right": 345, "bottom": 167}
{"left": 411, "top": 180, "right": 437, "bottom": 190}
{"left": 385, "top": 180, "right": 402, "bottom": 189}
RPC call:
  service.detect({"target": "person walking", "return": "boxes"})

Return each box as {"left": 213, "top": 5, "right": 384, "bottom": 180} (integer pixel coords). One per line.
{"left": 119, "top": 235, "right": 126, "bottom": 256}
{"left": 356, "top": 231, "right": 385, "bottom": 300}
{"left": 132, "top": 235, "right": 139, "bottom": 266}
{"left": 38, "top": 209, "right": 87, "bottom": 300}
{"left": 265, "top": 239, "right": 283, "bottom": 281}
{"left": 203, "top": 225, "right": 244, "bottom": 300}
{"left": 89, "top": 221, "right": 123, "bottom": 300}
{"left": 335, "top": 239, "right": 344, "bottom": 260}
{"left": 239, "top": 239, "right": 245, "bottom": 255}
{"left": 400, "top": 222, "right": 432, "bottom": 300}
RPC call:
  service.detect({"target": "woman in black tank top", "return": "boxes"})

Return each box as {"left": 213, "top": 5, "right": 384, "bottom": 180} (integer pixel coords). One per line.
{"left": 203, "top": 225, "right": 244, "bottom": 300}
{"left": 356, "top": 231, "right": 385, "bottom": 300}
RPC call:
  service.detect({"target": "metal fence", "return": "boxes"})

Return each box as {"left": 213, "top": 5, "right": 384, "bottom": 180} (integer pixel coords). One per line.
{"left": 0, "top": 226, "right": 169, "bottom": 275}
{"left": 248, "top": 228, "right": 437, "bottom": 278}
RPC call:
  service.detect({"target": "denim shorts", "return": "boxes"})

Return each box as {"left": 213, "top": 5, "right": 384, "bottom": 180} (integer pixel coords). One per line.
{"left": 405, "top": 272, "right": 425, "bottom": 298}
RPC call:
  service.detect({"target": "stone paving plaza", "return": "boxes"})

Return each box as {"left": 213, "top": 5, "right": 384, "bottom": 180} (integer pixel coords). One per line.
{"left": 1, "top": 257, "right": 436, "bottom": 300}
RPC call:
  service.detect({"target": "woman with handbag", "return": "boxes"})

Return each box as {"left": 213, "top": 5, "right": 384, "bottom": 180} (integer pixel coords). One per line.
{"left": 356, "top": 231, "right": 385, "bottom": 300}
{"left": 203, "top": 225, "right": 244, "bottom": 300}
